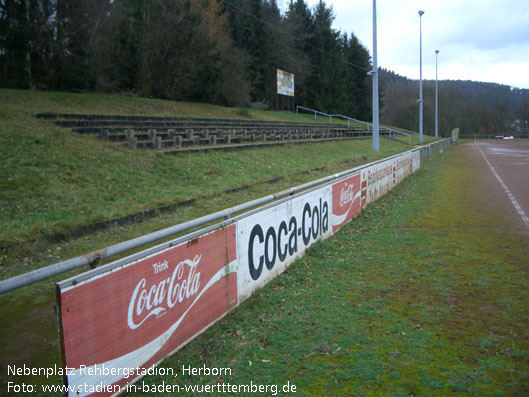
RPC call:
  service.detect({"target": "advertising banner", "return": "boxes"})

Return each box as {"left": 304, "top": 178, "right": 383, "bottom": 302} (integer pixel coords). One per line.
{"left": 412, "top": 150, "right": 421, "bottom": 172}
{"left": 56, "top": 149, "right": 422, "bottom": 395}
{"left": 57, "top": 225, "right": 237, "bottom": 395}
{"left": 277, "top": 69, "right": 295, "bottom": 97}
{"left": 331, "top": 173, "right": 362, "bottom": 233}
{"left": 363, "top": 157, "right": 394, "bottom": 205}
{"left": 237, "top": 186, "right": 332, "bottom": 301}
{"left": 395, "top": 151, "right": 414, "bottom": 185}
{"left": 361, "top": 152, "right": 416, "bottom": 206}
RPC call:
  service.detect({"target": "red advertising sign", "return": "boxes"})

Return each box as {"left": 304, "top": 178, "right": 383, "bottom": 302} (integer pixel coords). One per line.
{"left": 331, "top": 173, "right": 361, "bottom": 232}
{"left": 57, "top": 225, "right": 237, "bottom": 394}
{"left": 55, "top": 149, "right": 423, "bottom": 395}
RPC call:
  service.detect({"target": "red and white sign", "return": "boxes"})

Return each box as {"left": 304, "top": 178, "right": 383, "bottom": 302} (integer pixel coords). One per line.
{"left": 361, "top": 152, "right": 417, "bottom": 206}
{"left": 331, "top": 173, "right": 361, "bottom": 232}
{"left": 56, "top": 149, "right": 423, "bottom": 395}
{"left": 363, "top": 158, "right": 393, "bottom": 205}
{"left": 58, "top": 225, "right": 237, "bottom": 395}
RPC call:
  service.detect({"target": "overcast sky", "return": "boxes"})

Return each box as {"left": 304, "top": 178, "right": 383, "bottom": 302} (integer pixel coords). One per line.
{"left": 279, "top": 0, "right": 529, "bottom": 89}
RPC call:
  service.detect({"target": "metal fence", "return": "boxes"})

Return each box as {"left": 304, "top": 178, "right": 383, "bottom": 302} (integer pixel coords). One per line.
{"left": 0, "top": 138, "right": 451, "bottom": 295}
{"left": 420, "top": 137, "right": 452, "bottom": 158}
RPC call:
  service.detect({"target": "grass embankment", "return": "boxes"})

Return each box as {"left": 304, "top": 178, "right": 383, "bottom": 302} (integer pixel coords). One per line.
{"left": 130, "top": 146, "right": 528, "bottom": 395}
{"left": 0, "top": 89, "right": 432, "bottom": 277}
{"left": 0, "top": 89, "right": 434, "bottom": 390}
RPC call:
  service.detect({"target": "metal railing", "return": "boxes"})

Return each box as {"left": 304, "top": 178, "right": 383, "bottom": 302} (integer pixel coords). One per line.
{"left": 296, "top": 105, "right": 334, "bottom": 123}
{"left": 296, "top": 106, "right": 369, "bottom": 130}
{"left": 296, "top": 105, "right": 413, "bottom": 144}
{"left": 0, "top": 139, "right": 452, "bottom": 295}
{"left": 330, "top": 114, "right": 370, "bottom": 129}
{"left": 381, "top": 127, "right": 412, "bottom": 144}
{"left": 420, "top": 137, "right": 452, "bottom": 158}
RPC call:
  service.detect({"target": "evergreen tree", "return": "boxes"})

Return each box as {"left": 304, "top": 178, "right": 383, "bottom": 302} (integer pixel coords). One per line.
{"left": 306, "top": 0, "right": 343, "bottom": 113}
{"left": 224, "top": 0, "right": 267, "bottom": 101}
{"left": 0, "top": 0, "right": 383, "bottom": 119}
{"left": 0, "top": 0, "right": 55, "bottom": 89}
{"left": 283, "top": 0, "right": 313, "bottom": 106}
{"left": 51, "top": 0, "right": 112, "bottom": 91}
{"left": 95, "top": 0, "right": 143, "bottom": 92}
{"left": 342, "top": 33, "right": 371, "bottom": 120}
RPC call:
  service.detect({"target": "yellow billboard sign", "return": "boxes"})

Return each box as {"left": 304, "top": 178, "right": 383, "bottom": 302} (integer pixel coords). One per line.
{"left": 277, "top": 69, "right": 295, "bottom": 97}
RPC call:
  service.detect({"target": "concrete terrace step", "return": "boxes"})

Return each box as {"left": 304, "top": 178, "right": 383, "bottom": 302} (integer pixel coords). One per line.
{"left": 38, "top": 113, "right": 338, "bottom": 129}
{"left": 37, "top": 113, "right": 379, "bottom": 151}
{"left": 160, "top": 136, "right": 371, "bottom": 154}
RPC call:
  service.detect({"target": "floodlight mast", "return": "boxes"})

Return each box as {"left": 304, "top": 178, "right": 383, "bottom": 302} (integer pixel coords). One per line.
{"left": 418, "top": 10, "right": 424, "bottom": 142}
{"left": 372, "top": 0, "right": 380, "bottom": 151}
{"left": 435, "top": 49, "right": 440, "bottom": 138}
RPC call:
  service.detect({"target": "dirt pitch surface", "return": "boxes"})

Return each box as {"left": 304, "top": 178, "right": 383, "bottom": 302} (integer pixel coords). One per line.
{"left": 467, "top": 139, "right": 529, "bottom": 232}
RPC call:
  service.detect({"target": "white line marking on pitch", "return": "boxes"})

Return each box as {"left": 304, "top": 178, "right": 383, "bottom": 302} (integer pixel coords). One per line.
{"left": 478, "top": 146, "right": 529, "bottom": 230}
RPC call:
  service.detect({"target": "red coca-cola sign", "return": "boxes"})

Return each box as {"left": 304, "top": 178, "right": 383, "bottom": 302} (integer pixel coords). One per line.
{"left": 331, "top": 173, "right": 361, "bottom": 232}
{"left": 58, "top": 225, "right": 237, "bottom": 393}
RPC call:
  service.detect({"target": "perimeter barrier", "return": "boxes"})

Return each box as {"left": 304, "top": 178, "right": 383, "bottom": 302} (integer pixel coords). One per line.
{"left": 0, "top": 138, "right": 451, "bottom": 396}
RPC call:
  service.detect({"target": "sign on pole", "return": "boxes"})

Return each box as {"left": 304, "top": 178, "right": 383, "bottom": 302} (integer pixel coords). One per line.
{"left": 277, "top": 69, "right": 294, "bottom": 97}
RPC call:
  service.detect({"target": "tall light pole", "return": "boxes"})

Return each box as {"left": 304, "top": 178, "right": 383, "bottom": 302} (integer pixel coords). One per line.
{"left": 418, "top": 10, "right": 424, "bottom": 142}
{"left": 435, "top": 49, "right": 439, "bottom": 138}
{"left": 372, "top": 0, "right": 379, "bottom": 151}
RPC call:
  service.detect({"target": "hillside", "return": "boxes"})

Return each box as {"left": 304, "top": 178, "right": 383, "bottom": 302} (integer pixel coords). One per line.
{"left": 0, "top": 0, "right": 372, "bottom": 120}
{"left": 380, "top": 69, "right": 529, "bottom": 136}
{"left": 0, "top": 89, "right": 433, "bottom": 281}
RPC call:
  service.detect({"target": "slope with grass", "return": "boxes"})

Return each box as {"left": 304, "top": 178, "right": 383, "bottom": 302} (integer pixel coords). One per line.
{"left": 0, "top": 89, "right": 435, "bottom": 391}
{"left": 0, "top": 89, "right": 430, "bottom": 262}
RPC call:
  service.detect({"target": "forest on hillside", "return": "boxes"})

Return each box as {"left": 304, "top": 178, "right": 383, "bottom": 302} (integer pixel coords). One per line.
{"left": 0, "top": 0, "right": 372, "bottom": 120}
{"left": 1, "top": 0, "right": 528, "bottom": 135}
{"left": 380, "top": 69, "right": 529, "bottom": 136}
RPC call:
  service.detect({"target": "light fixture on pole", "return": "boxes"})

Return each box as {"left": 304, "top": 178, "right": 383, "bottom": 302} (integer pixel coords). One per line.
{"left": 418, "top": 10, "right": 424, "bottom": 142}
{"left": 435, "top": 49, "right": 439, "bottom": 138}
{"left": 372, "top": 0, "right": 380, "bottom": 151}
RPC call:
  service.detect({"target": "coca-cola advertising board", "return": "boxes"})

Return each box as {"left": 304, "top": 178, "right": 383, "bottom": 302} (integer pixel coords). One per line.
{"left": 56, "top": 149, "right": 422, "bottom": 395}
{"left": 331, "top": 173, "right": 362, "bottom": 233}
{"left": 237, "top": 186, "right": 333, "bottom": 301}
{"left": 57, "top": 225, "right": 237, "bottom": 395}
